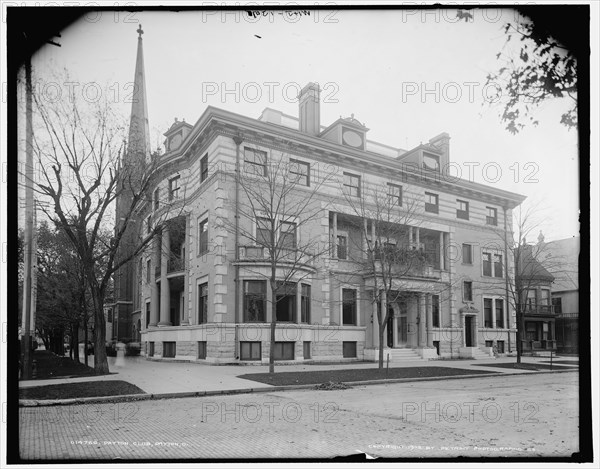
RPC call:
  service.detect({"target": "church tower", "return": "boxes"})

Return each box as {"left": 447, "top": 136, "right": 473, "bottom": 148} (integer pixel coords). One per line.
{"left": 111, "top": 24, "right": 151, "bottom": 340}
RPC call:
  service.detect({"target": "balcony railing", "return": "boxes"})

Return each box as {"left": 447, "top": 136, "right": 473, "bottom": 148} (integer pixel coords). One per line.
{"left": 519, "top": 304, "right": 555, "bottom": 316}
{"left": 238, "top": 245, "right": 314, "bottom": 265}
{"left": 521, "top": 339, "right": 556, "bottom": 351}
{"left": 167, "top": 255, "right": 187, "bottom": 274}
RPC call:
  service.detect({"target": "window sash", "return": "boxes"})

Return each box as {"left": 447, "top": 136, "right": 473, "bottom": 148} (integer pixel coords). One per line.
{"left": 337, "top": 235, "right": 348, "bottom": 259}
{"left": 482, "top": 253, "right": 492, "bottom": 276}
{"left": 280, "top": 222, "right": 297, "bottom": 249}
{"left": 289, "top": 159, "right": 309, "bottom": 186}
{"left": 495, "top": 299, "right": 504, "bottom": 328}
{"left": 463, "top": 281, "right": 473, "bottom": 301}
{"left": 200, "top": 155, "right": 208, "bottom": 182}
{"left": 342, "top": 289, "right": 357, "bottom": 325}
{"left": 484, "top": 298, "right": 493, "bottom": 328}
{"left": 301, "top": 284, "right": 311, "bottom": 323}
{"left": 244, "top": 281, "right": 266, "bottom": 322}
{"left": 244, "top": 148, "right": 267, "bottom": 176}
{"left": 343, "top": 173, "right": 360, "bottom": 197}
{"left": 462, "top": 244, "right": 472, "bottom": 264}
{"left": 198, "top": 220, "right": 208, "bottom": 255}
{"left": 198, "top": 283, "right": 208, "bottom": 323}
{"left": 432, "top": 295, "right": 440, "bottom": 328}
{"left": 169, "top": 176, "right": 180, "bottom": 200}
{"left": 493, "top": 254, "right": 503, "bottom": 277}
{"left": 387, "top": 183, "right": 402, "bottom": 205}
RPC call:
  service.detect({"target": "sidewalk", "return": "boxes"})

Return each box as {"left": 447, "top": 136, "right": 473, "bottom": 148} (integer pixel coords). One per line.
{"left": 19, "top": 353, "right": 578, "bottom": 397}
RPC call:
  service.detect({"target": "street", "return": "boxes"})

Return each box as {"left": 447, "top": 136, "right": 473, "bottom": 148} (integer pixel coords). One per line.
{"left": 19, "top": 371, "right": 579, "bottom": 459}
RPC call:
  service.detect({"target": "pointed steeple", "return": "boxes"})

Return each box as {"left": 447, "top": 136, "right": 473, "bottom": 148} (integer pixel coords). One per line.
{"left": 127, "top": 24, "right": 151, "bottom": 162}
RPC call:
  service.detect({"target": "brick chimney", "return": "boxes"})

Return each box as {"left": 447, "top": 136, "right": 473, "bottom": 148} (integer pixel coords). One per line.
{"left": 299, "top": 82, "right": 320, "bottom": 136}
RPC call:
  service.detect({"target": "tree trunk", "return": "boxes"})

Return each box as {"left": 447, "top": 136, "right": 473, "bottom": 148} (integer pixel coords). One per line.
{"left": 72, "top": 321, "right": 80, "bottom": 362}
{"left": 84, "top": 314, "right": 89, "bottom": 367}
{"left": 378, "top": 323, "right": 385, "bottom": 370}
{"left": 89, "top": 282, "right": 109, "bottom": 374}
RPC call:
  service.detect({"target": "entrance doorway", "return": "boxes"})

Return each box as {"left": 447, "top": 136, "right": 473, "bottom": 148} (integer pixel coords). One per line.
{"left": 465, "top": 316, "right": 474, "bottom": 346}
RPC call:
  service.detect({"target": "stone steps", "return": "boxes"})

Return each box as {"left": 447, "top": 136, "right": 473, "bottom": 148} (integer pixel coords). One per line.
{"left": 388, "top": 348, "right": 423, "bottom": 361}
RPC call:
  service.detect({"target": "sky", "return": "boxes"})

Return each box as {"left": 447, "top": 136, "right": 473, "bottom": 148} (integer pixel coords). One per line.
{"left": 25, "top": 5, "right": 583, "bottom": 241}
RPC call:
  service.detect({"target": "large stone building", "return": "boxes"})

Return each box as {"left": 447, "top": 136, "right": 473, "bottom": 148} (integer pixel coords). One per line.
{"left": 114, "top": 28, "right": 527, "bottom": 363}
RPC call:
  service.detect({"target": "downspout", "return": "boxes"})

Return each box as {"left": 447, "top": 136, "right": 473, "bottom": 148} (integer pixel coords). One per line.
{"left": 233, "top": 135, "right": 243, "bottom": 360}
{"left": 503, "top": 206, "right": 511, "bottom": 353}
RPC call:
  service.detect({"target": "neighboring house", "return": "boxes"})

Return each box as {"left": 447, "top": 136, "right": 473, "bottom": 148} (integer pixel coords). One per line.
{"left": 113, "top": 28, "right": 527, "bottom": 363}
{"left": 546, "top": 236, "right": 579, "bottom": 354}
{"left": 515, "top": 235, "right": 556, "bottom": 354}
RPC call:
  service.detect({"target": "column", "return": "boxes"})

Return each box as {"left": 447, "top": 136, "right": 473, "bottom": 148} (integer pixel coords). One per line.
{"left": 418, "top": 293, "right": 426, "bottom": 347}
{"left": 462, "top": 314, "right": 466, "bottom": 347}
{"left": 332, "top": 212, "right": 338, "bottom": 259}
{"left": 415, "top": 227, "right": 420, "bottom": 246}
{"left": 439, "top": 232, "right": 444, "bottom": 270}
{"left": 371, "top": 293, "right": 378, "bottom": 347}
{"left": 409, "top": 226, "right": 413, "bottom": 246}
{"left": 393, "top": 315, "right": 399, "bottom": 347}
{"left": 296, "top": 283, "right": 301, "bottom": 324}
{"left": 159, "top": 225, "right": 172, "bottom": 326}
{"left": 426, "top": 294, "right": 433, "bottom": 347}
{"left": 149, "top": 234, "right": 160, "bottom": 326}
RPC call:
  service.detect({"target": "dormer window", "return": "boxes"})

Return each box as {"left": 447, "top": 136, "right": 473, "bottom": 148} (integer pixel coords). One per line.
{"left": 423, "top": 153, "right": 440, "bottom": 171}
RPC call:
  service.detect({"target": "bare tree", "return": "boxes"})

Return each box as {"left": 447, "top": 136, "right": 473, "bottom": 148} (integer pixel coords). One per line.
{"left": 339, "top": 182, "right": 438, "bottom": 368}
{"left": 219, "top": 153, "right": 335, "bottom": 373}
{"left": 26, "top": 74, "right": 176, "bottom": 373}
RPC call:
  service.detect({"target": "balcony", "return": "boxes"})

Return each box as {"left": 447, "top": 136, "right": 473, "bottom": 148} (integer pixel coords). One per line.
{"left": 167, "top": 255, "right": 187, "bottom": 274}
{"left": 520, "top": 304, "right": 555, "bottom": 316}
{"left": 238, "top": 245, "right": 314, "bottom": 266}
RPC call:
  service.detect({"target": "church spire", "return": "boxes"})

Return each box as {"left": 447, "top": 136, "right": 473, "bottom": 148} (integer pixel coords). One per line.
{"left": 127, "top": 24, "right": 151, "bottom": 162}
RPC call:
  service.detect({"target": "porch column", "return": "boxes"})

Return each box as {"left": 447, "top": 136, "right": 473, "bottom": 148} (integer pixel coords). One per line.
{"left": 426, "top": 294, "right": 433, "bottom": 347}
{"left": 159, "top": 224, "right": 172, "bottom": 326}
{"left": 332, "top": 212, "right": 338, "bottom": 259}
{"left": 439, "top": 232, "right": 445, "bottom": 270}
{"left": 462, "top": 314, "right": 466, "bottom": 347}
{"left": 473, "top": 315, "right": 479, "bottom": 346}
{"left": 393, "top": 315, "right": 399, "bottom": 347}
{"left": 296, "top": 283, "right": 301, "bottom": 324}
{"left": 371, "top": 292, "right": 378, "bottom": 347}
{"left": 381, "top": 290, "right": 387, "bottom": 349}
{"left": 418, "top": 293, "right": 426, "bottom": 346}
{"left": 415, "top": 227, "right": 420, "bottom": 246}
{"left": 409, "top": 226, "right": 413, "bottom": 245}
{"left": 149, "top": 234, "right": 160, "bottom": 326}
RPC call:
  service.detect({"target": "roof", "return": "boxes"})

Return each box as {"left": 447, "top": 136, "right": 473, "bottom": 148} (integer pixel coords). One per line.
{"left": 516, "top": 244, "right": 555, "bottom": 283}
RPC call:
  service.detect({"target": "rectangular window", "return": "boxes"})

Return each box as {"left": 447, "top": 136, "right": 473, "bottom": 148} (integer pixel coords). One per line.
{"left": 200, "top": 154, "right": 208, "bottom": 182}
{"left": 425, "top": 192, "right": 439, "bottom": 214}
{"left": 342, "top": 289, "right": 357, "bottom": 325}
{"left": 107, "top": 308, "right": 113, "bottom": 323}
{"left": 540, "top": 289, "right": 550, "bottom": 305}
{"left": 273, "top": 342, "right": 295, "bottom": 360}
{"left": 275, "top": 282, "right": 297, "bottom": 322}
{"left": 343, "top": 172, "right": 361, "bottom": 197}
{"left": 146, "top": 259, "right": 151, "bottom": 283}
{"left": 497, "top": 340, "right": 505, "bottom": 353}
{"left": 145, "top": 302, "right": 150, "bottom": 328}
{"left": 301, "top": 284, "right": 311, "bottom": 323}
{"left": 552, "top": 297, "right": 562, "bottom": 315}
{"left": 526, "top": 289, "right": 536, "bottom": 308}
{"left": 198, "top": 219, "right": 208, "bottom": 255}
{"left": 493, "top": 254, "right": 503, "bottom": 278}
{"left": 343, "top": 341, "right": 357, "bottom": 358}
{"left": 432, "top": 295, "right": 440, "bottom": 328}
{"left": 337, "top": 235, "right": 348, "bottom": 259}
{"left": 197, "top": 341, "right": 207, "bottom": 359}
{"left": 169, "top": 176, "right": 180, "bottom": 201}
{"left": 486, "top": 340, "right": 494, "bottom": 348}
{"left": 256, "top": 217, "right": 273, "bottom": 247}
{"left": 198, "top": 283, "right": 208, "bottom": 324}
{"left": 457, "top": 199, "right": 469, "bottom": 220}
{"left": 244, "top": 147, "right": 267, "bottom": 176}
{"left": 153, "top": 188, "right": 160, "bottom": 210}
{"left": 462, "top": 243, "right": 473, "bottom": 264}
{"left": 303, "top": 341, "right": 311, "bottom": 359}
{"left": 244, "top": 280, "right": 266, "bottom": 322}
{"left": 290, "top": 159, "right": 310, "bottom": 186}
{"left": 280, "top": 221, "right": 297, "bottom": 250}
{"left": 163, "top": 341, "right": 176, "bottom": 358}
{"left": 148, "top": 342, "right": 154, "bottom": 357}
{"left": 463, "top": 281, "right": 473, "bottom": 302}
{"left": 486, "top": 207, "right": 498, "bottom": 226}
{"left": 387, "top": 183, "right": 403, "bottom": 205}
{"left": 484, "top": 298, "right": 493, "bottom": 328}
{"left": 240, "top": 341, "right": 261, "bottom": 361}
{"left": 495, "top": 299, "right": 504, "bottom": 328}
{"left": 482, "top": 252, "right": 492, "bottom": 276}
{"left": 146, "top": 215, "right": 152, "bottom": 234}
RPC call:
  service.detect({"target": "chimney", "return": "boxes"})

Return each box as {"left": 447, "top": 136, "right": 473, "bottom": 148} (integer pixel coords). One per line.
{"left": 429, "top": 132, "right": 450, "bottom": 166}
{"left": 299, "top": 82, "right": 320, "bottom": 136}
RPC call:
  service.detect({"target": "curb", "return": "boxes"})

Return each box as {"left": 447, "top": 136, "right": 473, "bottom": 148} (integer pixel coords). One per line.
{"left": 18, "top": 368, "right": 577, "bottom": 408}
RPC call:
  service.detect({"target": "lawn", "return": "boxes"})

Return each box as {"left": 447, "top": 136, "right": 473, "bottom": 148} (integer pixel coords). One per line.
{"left": 238, "top": 366, "right": 494, "bottom": 386}
{"left": 19, "top": 380, "right": 146, "bottom": 400}
{"left": 28, "top": 350, "right": 102, "bottom": 380}
{"left": 472, "top": 362, "right": 578, "bottom": 371}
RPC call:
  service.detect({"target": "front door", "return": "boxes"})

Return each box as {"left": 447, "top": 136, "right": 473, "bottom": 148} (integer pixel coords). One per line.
{"left": 398, "top": 315, "right": 408, "bottom": 347}
{"left": 465, "top": 316, "right": 474, "bottom": 347}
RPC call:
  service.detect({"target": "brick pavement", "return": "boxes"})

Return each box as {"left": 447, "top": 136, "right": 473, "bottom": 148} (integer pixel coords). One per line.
{"left": 19, "top": 371, "right": 579, "bottom": 460}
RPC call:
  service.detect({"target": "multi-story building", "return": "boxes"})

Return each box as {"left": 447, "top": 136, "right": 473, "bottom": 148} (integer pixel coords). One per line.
{"left": 115, "top": 29, "right": 526, "bottom": 363}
